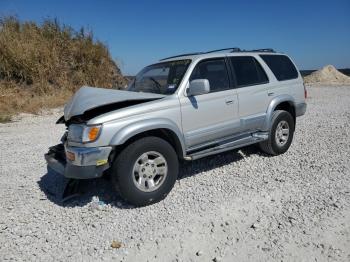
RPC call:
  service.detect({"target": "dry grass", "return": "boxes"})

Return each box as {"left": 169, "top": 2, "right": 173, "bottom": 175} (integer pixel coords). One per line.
{"left": 0, "top": 81, "right": 72, "bottom": 122}
{"left": 0, "top": 16, "right": 127, "bottom": 122}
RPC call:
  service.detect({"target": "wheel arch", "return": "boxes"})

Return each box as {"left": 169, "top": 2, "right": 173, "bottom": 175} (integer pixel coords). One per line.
{"left": 110, "top": 118, "right": 186, "bottom": 158}
{"left": 263, "top": 95, "right": 296, "bottom": 131}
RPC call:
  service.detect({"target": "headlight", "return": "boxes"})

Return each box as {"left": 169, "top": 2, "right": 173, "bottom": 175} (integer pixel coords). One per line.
{"left": 67, "top": 124, "right": 102, "bottom": 143}
{"left": 82, "top": 125, "right": 102, "bottom": 143}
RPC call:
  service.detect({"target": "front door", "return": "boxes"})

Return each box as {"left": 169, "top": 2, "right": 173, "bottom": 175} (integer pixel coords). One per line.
{"left": 179, "top": 58, "right": 239, "bottom": 148}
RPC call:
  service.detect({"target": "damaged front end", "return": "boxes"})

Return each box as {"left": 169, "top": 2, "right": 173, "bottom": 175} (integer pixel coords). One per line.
{"left": 45, "top": 86, "right": 165, "bottom": 181}
{"left": 63, "top": 86, "right": 165, "bottom": 122}
{"left": 45, "top": 136, "right": 113, "bottom": 200}
{"left": 45, "top": 141, "right": 112, "bottom": 179}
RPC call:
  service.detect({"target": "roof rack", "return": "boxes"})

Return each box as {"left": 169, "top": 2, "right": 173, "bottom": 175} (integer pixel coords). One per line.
{"left": 206, "top": 47, "right": 241, "bottom": 53}
{"left": 230, "top": 48, "right": 275, "bottom": 53}
{"left": 160, "top": 48, "right": 275, "bottom": 60}
{"left": 160, "top": 52, "right": 203, "bottom": 61}
{"left": 249, "top": 48, "right": 275, "bottom": 53}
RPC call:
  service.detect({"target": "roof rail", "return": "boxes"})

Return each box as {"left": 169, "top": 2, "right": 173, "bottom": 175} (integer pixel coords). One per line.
{"left": 160, "top": 48, "right": 241, "bottom": 61}
{"left": 249, "top": 48, "right": 275, "bottom": 53}
{"left": 160, "top": 52, "right": 203, "bottom": 61}
{"left": 160, "top": 48, "right": 276, "bottom": 60}
{"left": 205, "top": 47, "right": 241, "bottom": 53}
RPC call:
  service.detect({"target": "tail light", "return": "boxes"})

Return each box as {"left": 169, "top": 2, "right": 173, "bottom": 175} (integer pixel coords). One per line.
{"left": 303, "top": 83, "right": 307, "bottom": 99}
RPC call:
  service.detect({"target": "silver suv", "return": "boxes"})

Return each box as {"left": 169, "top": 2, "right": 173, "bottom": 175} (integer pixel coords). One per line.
{"left": 45, "top": 48, "right": 307, "bottom": 206}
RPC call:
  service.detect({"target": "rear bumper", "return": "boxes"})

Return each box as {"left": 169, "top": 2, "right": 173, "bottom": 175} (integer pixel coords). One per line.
{"left": 295, "top": 102, "right": 307, "bottom": 117}
{"left": 45, "top": 144, "right": 112, "bottom": 179}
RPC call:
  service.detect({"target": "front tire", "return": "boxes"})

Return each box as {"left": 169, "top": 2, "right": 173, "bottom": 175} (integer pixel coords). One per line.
{"left": 111, "top": 137, "right": 179, "bottom": 206}
{"left": 259, "top": 110, "right": 295, "bottom": 155}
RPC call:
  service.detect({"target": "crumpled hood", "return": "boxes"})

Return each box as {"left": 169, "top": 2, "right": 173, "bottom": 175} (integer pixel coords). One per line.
{"left": 64, "top": 86, "right": 165, "bottom": 121}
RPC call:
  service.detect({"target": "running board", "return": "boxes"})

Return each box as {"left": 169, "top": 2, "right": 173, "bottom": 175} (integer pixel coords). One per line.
{"left": 185, "top": 132, "right": 268, "bottom": 160}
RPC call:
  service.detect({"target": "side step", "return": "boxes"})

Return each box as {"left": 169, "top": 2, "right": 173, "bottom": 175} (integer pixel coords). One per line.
{"left": 185, "top": 132, "right": 268, "bottom": 160}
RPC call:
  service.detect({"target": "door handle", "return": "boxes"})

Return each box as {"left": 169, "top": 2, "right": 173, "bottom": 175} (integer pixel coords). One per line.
{"left": 268, "top": 92, "right": 274, "bottom": 96}
{"left": 225, "top": 100, "right": 234, "bottom": 105}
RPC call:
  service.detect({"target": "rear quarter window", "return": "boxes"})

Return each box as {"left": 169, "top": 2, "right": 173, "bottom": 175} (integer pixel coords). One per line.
{"left": 260, "top": 55, "right": 298, "bottom": 81}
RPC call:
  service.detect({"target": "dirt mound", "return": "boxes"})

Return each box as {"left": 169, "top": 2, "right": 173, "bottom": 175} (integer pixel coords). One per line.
{"left": 304, "top": 65, "right": 350, "bottom": 85}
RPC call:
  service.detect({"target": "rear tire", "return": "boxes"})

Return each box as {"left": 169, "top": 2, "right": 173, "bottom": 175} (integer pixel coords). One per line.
{"left": 259, "top": 110, "right": 295, "bottom": 155}
{"left": 111, "top": 136, "right": 178, "bottom": 206}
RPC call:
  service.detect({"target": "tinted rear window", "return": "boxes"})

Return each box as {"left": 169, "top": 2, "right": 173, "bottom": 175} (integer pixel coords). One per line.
{"left": 260, "top": 55, "right": 298, "bottom": 81}
{"left": 230, "top": 56, "right": 268, "bottom": 87}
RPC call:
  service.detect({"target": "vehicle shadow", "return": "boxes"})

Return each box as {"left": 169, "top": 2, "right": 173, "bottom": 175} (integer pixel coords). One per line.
{"left": 178, "top": 144, "right": 265, "bottom": 180}
{"left": 38, "top": 145, "right": 267, "bottom": 208}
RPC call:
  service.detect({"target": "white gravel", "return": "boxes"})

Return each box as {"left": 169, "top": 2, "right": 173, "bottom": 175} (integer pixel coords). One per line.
{"left": 1, "top": 86, "right": 349, "bottom": 262}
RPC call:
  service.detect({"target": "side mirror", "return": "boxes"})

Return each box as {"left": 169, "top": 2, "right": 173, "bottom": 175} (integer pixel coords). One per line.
{"left": 187, "top": 79, "right": 210, "bottom": 96}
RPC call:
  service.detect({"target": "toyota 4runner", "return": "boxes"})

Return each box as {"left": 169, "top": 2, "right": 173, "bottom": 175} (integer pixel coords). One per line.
{"left": 45, "top": 48, "right": 307, "bottom": 206}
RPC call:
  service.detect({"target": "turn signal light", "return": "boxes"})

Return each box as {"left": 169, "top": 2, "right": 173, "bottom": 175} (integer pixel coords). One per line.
{"left": 82, "top": 125, "right": 102, "bottom": 143}
{"left": 88, "top": 127, "right": 100, "bottom": 141}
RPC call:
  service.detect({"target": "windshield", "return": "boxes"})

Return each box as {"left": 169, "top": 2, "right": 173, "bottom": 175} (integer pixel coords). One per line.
{"left": 128, "top": 59, "right": 191, "bottom": 95}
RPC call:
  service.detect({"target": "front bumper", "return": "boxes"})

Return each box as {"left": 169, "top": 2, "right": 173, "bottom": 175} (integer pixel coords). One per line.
{"left": 45, "top": 144, "right": 112, "bottom": 179}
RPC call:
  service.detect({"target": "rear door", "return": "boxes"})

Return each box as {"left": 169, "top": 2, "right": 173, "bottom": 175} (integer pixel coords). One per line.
{"left": 229, "top": 56, "right": 270, "bottom": 132}
{"left": 180, "top": 58, "right": 239, "bottom": 148}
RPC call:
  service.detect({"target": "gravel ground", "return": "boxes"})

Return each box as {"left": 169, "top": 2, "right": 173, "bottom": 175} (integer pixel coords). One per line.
{"left": 0, "top": 86, "right": 349, "bottom": 262}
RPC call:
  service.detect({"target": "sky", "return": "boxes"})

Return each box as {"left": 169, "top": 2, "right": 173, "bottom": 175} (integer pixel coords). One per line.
{"left": 1, "top": 0, "right": 349, "bottom": 75}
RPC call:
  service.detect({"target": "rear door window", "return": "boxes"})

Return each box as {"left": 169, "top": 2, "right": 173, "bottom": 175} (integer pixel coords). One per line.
{"left": 229, "top": 56, "right": 268, "bottom": 87}
{"left": 260, "top": 55, "right": 298, "bottom": 81}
